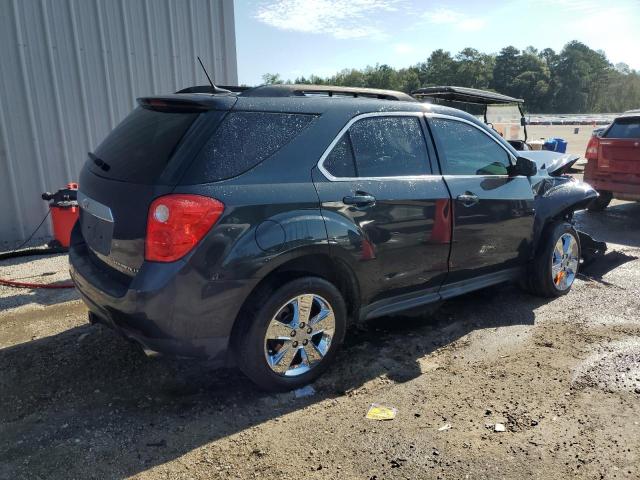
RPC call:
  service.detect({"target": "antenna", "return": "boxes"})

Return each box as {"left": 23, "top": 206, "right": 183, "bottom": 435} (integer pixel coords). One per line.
{"left": 197, "top": 56, "right": 215, "bottom": 90}
{"left": 195, "top": 56, "right": 231, "bottom": 94}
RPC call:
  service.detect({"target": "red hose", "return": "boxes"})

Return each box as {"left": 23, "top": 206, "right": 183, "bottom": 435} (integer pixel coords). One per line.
{"left": 0, "top": 278, "right": 75, "bottom": 289}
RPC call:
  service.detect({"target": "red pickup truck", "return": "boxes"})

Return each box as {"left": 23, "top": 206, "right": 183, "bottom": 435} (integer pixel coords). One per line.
{"left": 584, "top": 111, "right": 640, "bottom": 210}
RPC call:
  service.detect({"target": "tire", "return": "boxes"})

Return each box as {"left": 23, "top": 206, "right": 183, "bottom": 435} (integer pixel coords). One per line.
{"left": 587, "top": 190, "right": 612, "bottom": 211}
{"left": 525, "top": 222, "right": 581, "bottom": 298}
{"left": 234, "top": 277, "right": 347, "bottom": 391}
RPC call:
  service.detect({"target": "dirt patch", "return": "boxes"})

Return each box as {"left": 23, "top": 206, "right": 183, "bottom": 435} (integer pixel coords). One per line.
{"left": 573, "top": 339, "right": 640, "bottom": 394}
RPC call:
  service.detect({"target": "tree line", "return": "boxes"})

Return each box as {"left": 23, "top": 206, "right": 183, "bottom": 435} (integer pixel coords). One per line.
{"left": 262, "top": 41, "right": 640, "bottom": 113}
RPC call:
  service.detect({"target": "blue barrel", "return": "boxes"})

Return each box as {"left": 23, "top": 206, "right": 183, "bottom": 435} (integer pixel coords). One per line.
{"left": 553, "top": 138, "right": 567, "bottom": 153}
{"left": 543, "top": 139, "right": 557, "bottom": 151}
{"left": 542, "top": 138, "right": 567, "bottom": 153}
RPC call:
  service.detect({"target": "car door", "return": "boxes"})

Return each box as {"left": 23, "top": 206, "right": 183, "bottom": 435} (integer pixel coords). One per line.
{"left": 426, "top": 114, "right": 535, "bottom": 285}
{"left": 312, "top": 113, "right": 451, "bottom": 306}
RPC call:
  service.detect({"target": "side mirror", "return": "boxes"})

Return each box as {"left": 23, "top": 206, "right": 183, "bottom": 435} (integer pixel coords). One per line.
{"left": 509, "top": 156, "right": 537, "bottom": 177}
{"left": 520, "top": 117, "right": 526, "bottom": 127}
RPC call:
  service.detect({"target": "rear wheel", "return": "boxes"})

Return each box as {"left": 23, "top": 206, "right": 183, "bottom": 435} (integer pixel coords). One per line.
{"left": 588, "top": 190, "right": 612, "bottom": 211}
{"left": 525, "top": 222, "right": 581, "bottom": 298}
{"left": 234, "top": 277, "right": 347, "bottom": 391}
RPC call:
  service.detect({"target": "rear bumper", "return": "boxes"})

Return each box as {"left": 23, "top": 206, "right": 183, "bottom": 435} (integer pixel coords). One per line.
{"left": 68, "top": 226, "right": 249, "bottom": 366}
{"left": 584, "top": 160, "right": 640, "bottom": 199}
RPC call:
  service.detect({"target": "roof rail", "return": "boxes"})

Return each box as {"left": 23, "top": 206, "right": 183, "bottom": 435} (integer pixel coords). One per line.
{"left": 240, "top": 84, "right": 416, "bottom": 102}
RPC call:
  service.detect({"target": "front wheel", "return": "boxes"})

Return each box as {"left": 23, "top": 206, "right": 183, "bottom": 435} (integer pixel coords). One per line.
{"left": 525, "top": 222, "right": 581, "bottom": 298}
{"left": 234, "top": 277, "right": 347, "bottom": 391}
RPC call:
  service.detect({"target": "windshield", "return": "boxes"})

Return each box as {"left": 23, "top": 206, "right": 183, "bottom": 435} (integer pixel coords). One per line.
{"left": 486, "top": 104, "right": 525, "bottom": 141}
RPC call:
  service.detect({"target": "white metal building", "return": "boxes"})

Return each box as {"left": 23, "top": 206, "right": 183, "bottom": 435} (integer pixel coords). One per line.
{"left": 0, "top": 0, "right": 237, "bottom": 249}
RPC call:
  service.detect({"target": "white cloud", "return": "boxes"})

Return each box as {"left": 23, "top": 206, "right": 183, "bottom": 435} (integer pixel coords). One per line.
{"left": 254, "top": 0, "right": 401, "bottom": 39}
{"left": 458, "top": 18, "right": 486, "bottom": 31}
{"left": 393, "top": 43, "right": 415, "bottom": 54}
{"left": 423, "top": 7, "right": 487, "bottom": 32}
{"left": 538, "top": 0, "right": 600, "bottom": 14}
{"left": 424, "top": 7, "right": 461, "bottom": 24}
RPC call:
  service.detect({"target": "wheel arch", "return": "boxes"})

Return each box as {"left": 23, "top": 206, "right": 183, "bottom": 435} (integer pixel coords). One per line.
{"left": 532, "top": 180, "right": 597, "bottom": 255}
{"left": 230, "top": 252, "right": 361, "bottom": 343}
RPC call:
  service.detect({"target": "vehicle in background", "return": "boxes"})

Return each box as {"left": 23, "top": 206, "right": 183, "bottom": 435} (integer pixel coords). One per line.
{"left": 592, "top": 126, "right": 607, "bottom": 137}
{"left": 70, "top": 84, "right": 601, "bottom": 391}
{"left": 412, "top": 86, "right": 530, "bottom": 151}
{"left": 585, "top": 111, "right": 640, "bottom": 210}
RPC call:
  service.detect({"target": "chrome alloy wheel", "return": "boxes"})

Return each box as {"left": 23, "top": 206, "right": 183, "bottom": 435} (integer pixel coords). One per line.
{"left": 264, "top": 294, "right": 335, "bottom": 377}
{"left": 552, "top": 233, "right": 579, "bottom": 291}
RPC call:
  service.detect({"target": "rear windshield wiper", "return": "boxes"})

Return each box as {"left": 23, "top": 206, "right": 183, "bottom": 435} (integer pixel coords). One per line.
{"left": 89, "top": 152, "right": 111, "bottom": 172}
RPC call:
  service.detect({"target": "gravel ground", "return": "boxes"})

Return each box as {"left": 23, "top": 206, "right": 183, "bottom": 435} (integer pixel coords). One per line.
{"left": 1, "top": 202, "right": 639, "bottom": 480}
{"left": 0, "top": 253, "right": 77, "bottom": 318}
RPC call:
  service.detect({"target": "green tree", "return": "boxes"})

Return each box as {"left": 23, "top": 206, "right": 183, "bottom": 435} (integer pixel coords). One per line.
{"left": 491, "top": 46, "right": 521, "bottom": 95}
{"left": 332, "top": 69, "right": 367, "bottom": 88}
{"left": 514, "top": 51, "right": 551, "bottom": 111}
{"left": 362, "top": 64, "right": 399, "bottom": 90}
{"left": 262, "top": 40, "right": 640, "bottom": 113}
{"left": 454, "top": 48, "right": 493, "bottom": 89}
{"left": 397, "top": 67, "right": 421, "bottom": 93}
{"left": 554, "top": 41, "right": 612, "bottom": 112}
{"left": 262, "top": 73, "right": 284, "bottom": 85}
{"left": 418, "top": 49, "right": 457, "bottom": 86}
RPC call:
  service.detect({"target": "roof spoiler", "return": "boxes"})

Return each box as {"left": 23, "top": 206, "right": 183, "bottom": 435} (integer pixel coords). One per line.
{"left": 137, "top": 94, "right": 236, "bottom": 113}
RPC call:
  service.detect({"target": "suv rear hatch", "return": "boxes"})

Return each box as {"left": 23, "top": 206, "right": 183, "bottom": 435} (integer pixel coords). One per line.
{"left": 597, "top": 116, "right": 640, "bottom": 174}
{"left": 78, "top": 95, "right": 235, "bottom": 278}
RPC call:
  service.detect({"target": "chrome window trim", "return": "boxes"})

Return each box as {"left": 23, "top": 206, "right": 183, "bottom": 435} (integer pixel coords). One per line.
{"left": 316, "top": 111, "right": 437, "bottom": 182}
{"left": 317, "top": 111, "right": 517, "bottom": 182}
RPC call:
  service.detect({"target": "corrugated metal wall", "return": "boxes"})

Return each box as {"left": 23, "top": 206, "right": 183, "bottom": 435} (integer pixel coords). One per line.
{"left": 0, "top": 0, "right": 237, "bottom": 249}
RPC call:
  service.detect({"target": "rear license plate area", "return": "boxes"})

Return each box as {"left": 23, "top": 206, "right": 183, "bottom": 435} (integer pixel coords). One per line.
{"left": 79, "top": 193, "right": 114, "bottom": 256}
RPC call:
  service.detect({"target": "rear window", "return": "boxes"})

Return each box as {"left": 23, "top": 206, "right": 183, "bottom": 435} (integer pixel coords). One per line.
{"left": 181, "top": 112, "right": 316, "bottom": 183}
{"left": 605, "top": 118, "right": 640, "bottom": 139}
{"left": 89, "top": 107, "right": 199, "bottom": 184}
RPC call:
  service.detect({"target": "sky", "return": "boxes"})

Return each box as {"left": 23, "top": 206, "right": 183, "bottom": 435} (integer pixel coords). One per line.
{"left": 233, "top": 0, "right": 640, "bottom": 86}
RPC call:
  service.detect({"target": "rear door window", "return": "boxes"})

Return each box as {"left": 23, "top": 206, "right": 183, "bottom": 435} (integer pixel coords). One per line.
{"left": 182, "top": 112, "right": 316, "bottom": 183}
{"left": 323, "top": 135, "right": 357, "bottom": 177}
{"left": 605, "top": 118, "right": 640, "bottom": 138}
{"left": 89, "top": 107, "right": 199, "bottom": 184}
{"left": 322, "top": 115, "right": 430, "bottom": 178}
{"left": 429, "top": 118, "right": 511, "bottom": 175}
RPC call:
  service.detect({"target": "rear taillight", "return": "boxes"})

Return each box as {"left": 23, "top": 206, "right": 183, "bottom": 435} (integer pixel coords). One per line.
{"left": 145, "top": 194, "right": 224, "bottom": 262}
{"left": 585, "top": 136, "right": 599, "bottom": 160}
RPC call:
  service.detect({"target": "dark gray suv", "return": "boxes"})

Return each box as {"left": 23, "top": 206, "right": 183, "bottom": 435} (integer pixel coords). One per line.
{"left": 70, "top": 84, "right": 598, "bottom": 391}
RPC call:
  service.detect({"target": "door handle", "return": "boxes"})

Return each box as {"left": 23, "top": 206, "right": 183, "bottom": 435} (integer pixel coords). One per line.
{"left": 456, "top": 192, "right": 479, "bottom": 207}
{"left": 343, "top": 193, "right": 376, "bottom": 207}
